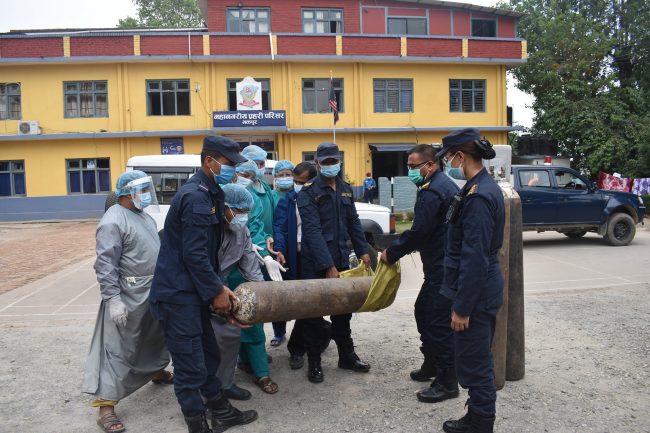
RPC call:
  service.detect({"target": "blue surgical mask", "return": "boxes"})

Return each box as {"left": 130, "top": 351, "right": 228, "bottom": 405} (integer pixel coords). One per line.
{"left": 275, "top": 177, "right": 294, "bottom": 190}
{"left": 134, "top": 191, "right": 152, "bottom": 210}
{"left": 256, "top": 167, "right": 265, "bottom": 179}
{"left": 230, "top": 213, "right": 249, "bottom": 232}
{"left": 320, "top": 163, "right": 341, "bottom": 178}
{"left": 408, "top": 168, "right": 424, "bottom": 185}
{"left": 212, "top": 162, "right": 236, "bottom": 185}
{"left": 294, "top": 183, "right": 303, "bottom": 193}
{"left": 444, "top": 154, "right": 466, "bottom": 180}
{"left": 237, "top": 176, "right": 253, "bottom": 188}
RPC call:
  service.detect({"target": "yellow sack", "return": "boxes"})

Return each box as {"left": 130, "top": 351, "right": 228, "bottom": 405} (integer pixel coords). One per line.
{"left": 357, "top": 261, "right": 401, "bottom": 313}
{"left": 339, "top": 262, "right": 375, "bottom": 278}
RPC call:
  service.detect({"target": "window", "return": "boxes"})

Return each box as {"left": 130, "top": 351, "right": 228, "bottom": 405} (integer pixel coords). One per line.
{"left": 387, "top": 17, "right": 427, "bottom": 35}
{"left": 373, "top": 79, "right": 413, "bottom": 113}
{"left": 0, "top": 83, "right": 21, "bottom": 120}
{"left": 449, "top": 79, "right": 485, "bottom": 112}
{"left": 147, "top": 80, "right": 190, "bottom": 116}
{"left": 555, "top": 171, "right": 587, "bottom": 190}
{"left": 227, "top": 79, "right": 271, "bottom": 111}
{"left": 227, "top": 8, "right": 270, "bottom": 33}
{"left": 302, "top": 9, "right": 343, "bottom": 33}
{"left": 0, "top": 160, "right": 26, "bottom": 197}
{"left": 519, "top": 170, "right": 551, "bottom": 188}
{"left": 302, "top": 78, "right": 344, "bottom": 114}
{"left": 64, "top": 81, "right": 108, "bottom": 118}
{"left": 66, "top": 158, "right": 111, "bottom": 194}
{"left": 471, "top": 18, "right": 497, "bottom": 37}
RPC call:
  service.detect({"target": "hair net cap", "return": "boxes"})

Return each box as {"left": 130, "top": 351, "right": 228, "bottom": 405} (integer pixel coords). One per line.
{"left": 241, "top": 145, "right": 267, "bottom": 162}
{"left": 222, "top": 183, "right": 254, "bottom": 210}
{"left": 236, "top": 159, "right": 258, "bottom": 176}
{"left": 273, "top": 160, "right": 295, "bottom": 177}
{"left": 116, "top": 170, "right": 148, "bottom": 196}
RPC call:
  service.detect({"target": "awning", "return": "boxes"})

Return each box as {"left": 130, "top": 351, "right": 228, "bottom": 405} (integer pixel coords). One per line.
{"left": 369, "top": 144, "right": 414, "bottom": 153}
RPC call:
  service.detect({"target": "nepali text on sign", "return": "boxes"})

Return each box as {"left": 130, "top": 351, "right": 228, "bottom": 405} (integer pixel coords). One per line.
{"left": 213, "top": 110, "right": 287, "bottom": 128}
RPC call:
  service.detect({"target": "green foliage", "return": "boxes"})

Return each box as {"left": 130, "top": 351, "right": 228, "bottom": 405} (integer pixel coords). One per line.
{"left": 502, "top": 0, "right": 650, "bottom": 178}
{"left": 117, "top": 0, "right": 204, "bottom": 28}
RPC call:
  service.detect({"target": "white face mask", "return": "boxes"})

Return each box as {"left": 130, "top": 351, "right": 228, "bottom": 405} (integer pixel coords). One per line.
{"left": 236, "top": 176, "right": 253, "bottom": 188}
{"left": 294, "top": 183, "right": 303, "bottom": 193}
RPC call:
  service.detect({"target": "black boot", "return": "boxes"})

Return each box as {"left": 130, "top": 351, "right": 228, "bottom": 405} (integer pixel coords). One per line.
{"left": 442, "top": 410, "right": 472, "bottom": 433}
{"left": 416, "top": 367, "right": 459, "bottom": 403}
{"left": 469, "top": 411, "right": 495, "bottom": 433}
{"left": 289, "top": 353, "right": 304, "bottom": 370}
{"left": 184, "top": 413, "right": 212, "bottom": 433}
{"left": 205, "top": 392, "right": 258, "bottom": 433}
{"left": 410, "top": 346, "right": 437, "bottom": 382}
{"left": 307, "top": 349, "right": 324, "bottom": 383}
{"left": 337, "top": 340, "right": 370, "bottom": 373}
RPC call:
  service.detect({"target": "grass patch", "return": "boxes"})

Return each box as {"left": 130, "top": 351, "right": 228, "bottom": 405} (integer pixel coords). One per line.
{"left": 395, "top": 221, "right": 413, "bottom": 233}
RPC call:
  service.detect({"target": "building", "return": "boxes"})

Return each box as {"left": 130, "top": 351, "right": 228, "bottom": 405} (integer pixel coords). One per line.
{"left": 0, "top": 0, "right": 525, "bottom": 220}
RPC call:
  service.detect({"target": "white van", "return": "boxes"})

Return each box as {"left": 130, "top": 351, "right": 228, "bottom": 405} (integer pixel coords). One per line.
{"left": 108, "top": 155, "right": 397, "bottom": 254}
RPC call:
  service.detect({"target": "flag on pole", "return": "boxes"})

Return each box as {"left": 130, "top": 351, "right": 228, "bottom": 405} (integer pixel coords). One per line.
{"left": 329, "top": 77, "right": 339, "bottom": 125}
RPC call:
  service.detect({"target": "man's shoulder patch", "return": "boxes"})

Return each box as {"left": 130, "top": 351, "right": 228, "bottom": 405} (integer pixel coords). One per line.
{"left": 198, "top": 183, "right": 209, "bottom": 192}
{"left": 341, "top": 192, "right": 353, "bottom": 198}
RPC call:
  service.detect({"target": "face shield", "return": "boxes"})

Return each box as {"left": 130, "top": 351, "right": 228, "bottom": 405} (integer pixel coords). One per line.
{"left": 125, "top": 176, "right": 159, "bottom": 213}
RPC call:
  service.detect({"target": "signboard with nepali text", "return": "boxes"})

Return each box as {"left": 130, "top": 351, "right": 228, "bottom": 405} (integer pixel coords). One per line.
{"left": 212, "top": 110, "right": 287, "bottom": 128}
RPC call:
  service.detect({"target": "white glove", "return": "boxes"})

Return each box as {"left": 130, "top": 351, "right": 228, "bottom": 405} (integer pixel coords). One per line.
{"left": 263, "top": 255, "right": 286, "bottom": 282}
{"left": 108, "top": 296, "right": 128, "bottom": 327}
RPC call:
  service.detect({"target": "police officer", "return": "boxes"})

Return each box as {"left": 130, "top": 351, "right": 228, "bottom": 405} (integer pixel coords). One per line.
{"left": 437, "top": 128, "right": 505, "bottom": 433}
{"left": 297, "top": 142, "right": 372, "bottom": 383}
{"left": 149, "top": 136, "right": 258, "bottom": 433}
{"left": 379, "top": 144, "right": 459, "bottom": 404}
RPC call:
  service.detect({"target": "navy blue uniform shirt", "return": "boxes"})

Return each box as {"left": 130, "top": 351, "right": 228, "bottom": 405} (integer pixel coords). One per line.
{"left": 273, "top": 189, "right": 299, "bottom": 280}
{"left": 150, "top": 170, "right": 225, "bottom": 305}
{"left": 441, "top": 168, "right": 505, "bottom": 316}
{"left": 297, "top": 174, "right": 369, "bottom": 273}
{"left": 386, "top": 169, "right": 459, "bottom": 280}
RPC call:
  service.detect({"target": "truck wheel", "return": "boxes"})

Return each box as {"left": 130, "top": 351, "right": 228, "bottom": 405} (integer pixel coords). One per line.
{"left": 367, "top": 244, "right": 379, "bottom": 270}
{"left": 104, "top": 192, "right": 118, "bottom": 212}
{"left": 604, "top": 213, "right": 636, "bottom": 246}
{"left": 563, "top": 230, "right": 587, "bottom": 239}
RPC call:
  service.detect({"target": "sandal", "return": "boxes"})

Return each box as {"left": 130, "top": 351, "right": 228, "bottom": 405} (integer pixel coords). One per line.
{"left": 255, "top": 376, "right": 279, "bottom": 394}
{"left": 151, "top": 369, "right": 174, "bottom": 385}
{"left": 270, "top": 336, "right": 285, "bottom": 347}
{"left": 97, "top": 412, "right": 125, "bottom": 433}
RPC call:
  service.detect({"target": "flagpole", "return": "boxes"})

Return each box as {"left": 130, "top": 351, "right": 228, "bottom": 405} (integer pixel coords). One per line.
{"left": 331, "top": 70, "right": 336, "bottom": 144}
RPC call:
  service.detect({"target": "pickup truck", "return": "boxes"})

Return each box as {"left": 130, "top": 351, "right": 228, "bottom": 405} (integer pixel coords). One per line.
{"left": 106, "top": 155, "right": 397, "bottom": 262}
{"left": 511, "top": 165, "right": 646, "bottom": 246}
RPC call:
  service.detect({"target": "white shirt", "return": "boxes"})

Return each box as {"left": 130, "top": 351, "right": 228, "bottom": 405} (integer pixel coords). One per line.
{"left": 296, "top": 206, "right": 302, "bottom": 250}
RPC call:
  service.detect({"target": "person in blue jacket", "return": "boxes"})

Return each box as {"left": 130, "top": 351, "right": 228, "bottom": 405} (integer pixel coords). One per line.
{"left": 362, "top": 172, "right": 377, "bottom": 203}
{"left": 272, "top": 161, "right": 333, "bottom": 371}
{"left": 149, "top": 136, "right": 257, "bottom": 433}
{"left": 380, "top": 144, "right": 460, "bottom": 404}
{"left": 297, "top": 142, "right": 372, "bottom": 383}
{"left": 437, "top": 128, "right": 505, "bottom": 433}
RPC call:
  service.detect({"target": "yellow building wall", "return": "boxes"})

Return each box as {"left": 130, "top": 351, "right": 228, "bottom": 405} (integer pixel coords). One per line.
{"left": 0, "top": 60, "right": 508, "bottom": 196}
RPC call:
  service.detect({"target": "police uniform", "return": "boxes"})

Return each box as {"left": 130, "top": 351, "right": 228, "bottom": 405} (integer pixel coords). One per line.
{"left": 149, "top": 136, "right": 256, "bottom": 433}
{"left": 297, "top": 142, "right": 370, "bottom": 381}
{"left": 437, "top": 128, "right": 505, "bottom": 433}
{"left": 385, "top": 166, "right": 460, "bottom": 401}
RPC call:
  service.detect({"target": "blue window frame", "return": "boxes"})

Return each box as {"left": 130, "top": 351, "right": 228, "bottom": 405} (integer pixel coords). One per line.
{"left": 66, "top": 158, "right": 111, "bottom": 194}
{"left": 0, "top": 160, "right": 26, "bottom": 197}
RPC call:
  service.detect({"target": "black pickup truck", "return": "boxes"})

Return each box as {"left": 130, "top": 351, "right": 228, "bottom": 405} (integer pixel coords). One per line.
{"left": 511, "top": 165, "right": 646, "bottom": 246}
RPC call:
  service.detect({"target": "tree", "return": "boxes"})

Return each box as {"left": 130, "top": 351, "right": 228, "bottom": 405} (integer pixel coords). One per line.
{"left": 502, "top": 0, "right": 650, "bottom": 178}
{"left": 118, "top": 0, "right": 204, "bottom": 28}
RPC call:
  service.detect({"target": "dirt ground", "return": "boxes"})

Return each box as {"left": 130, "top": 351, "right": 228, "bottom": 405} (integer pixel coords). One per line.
{"left": 1, "top": 223, "right": 649, "bottom": 432}
{"left": 0, "top": 221, "right": 97, "bottom": 293}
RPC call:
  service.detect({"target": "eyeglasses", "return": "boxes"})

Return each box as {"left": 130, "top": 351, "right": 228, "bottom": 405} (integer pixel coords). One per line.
{"left": 406, "top": 161, "right": 431, "bottom": 170}
{"left": 442, "top": 152, "right": 460, "bottom": 165}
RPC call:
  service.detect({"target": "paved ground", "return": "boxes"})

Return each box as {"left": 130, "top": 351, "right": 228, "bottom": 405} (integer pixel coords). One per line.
{"left": 0, "top": 223, "right": 649, "bottom": 432}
